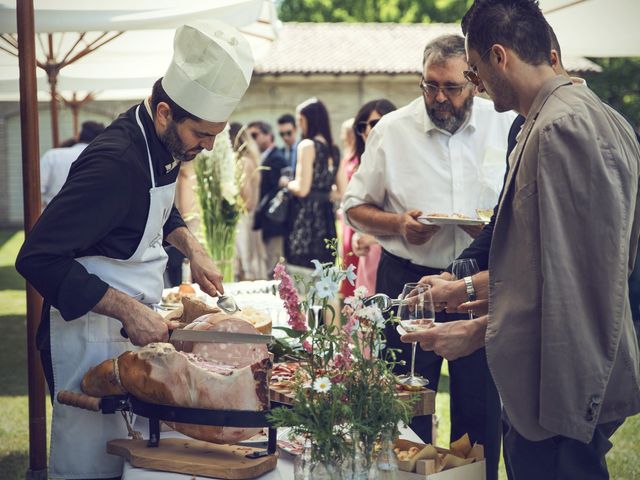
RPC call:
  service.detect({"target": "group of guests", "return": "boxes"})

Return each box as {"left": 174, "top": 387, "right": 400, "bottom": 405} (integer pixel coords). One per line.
{"left": 340, "top": 2, "right": 640, "bottom": 480}
{"left": 232, "top": 99, "right": 401, "bottom": 290}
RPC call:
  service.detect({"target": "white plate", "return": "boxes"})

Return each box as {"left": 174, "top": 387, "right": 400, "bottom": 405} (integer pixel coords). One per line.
{"left": 418, "top": 215, "right": 485, "bottom": 226}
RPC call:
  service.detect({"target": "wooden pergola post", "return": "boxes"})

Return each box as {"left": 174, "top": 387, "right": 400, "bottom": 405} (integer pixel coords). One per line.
{"left": 16, "top": 1, "right": 48, "bottom": 479}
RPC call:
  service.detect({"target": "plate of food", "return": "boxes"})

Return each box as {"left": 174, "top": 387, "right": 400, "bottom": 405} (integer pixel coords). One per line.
{"left": 418, "top": 213, "right": 485, "bottom": 226}
{"left": 276, "top": 428, "right": 305, "bottom": 456}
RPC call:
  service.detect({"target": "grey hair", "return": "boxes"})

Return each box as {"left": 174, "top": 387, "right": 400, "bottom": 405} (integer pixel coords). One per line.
{"left": 422, "top": 34, "right": 467, "bottom": 68}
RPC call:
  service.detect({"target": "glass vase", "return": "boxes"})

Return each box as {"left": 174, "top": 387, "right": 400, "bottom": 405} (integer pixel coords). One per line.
{"left": 375, "top": 435, "right": 399, "bottom": 480}
{"left": 294, "top": 440, "right": 344, "bottom": 480}
{"left": 203, "top": 223, "right": 237, "bottom": 283}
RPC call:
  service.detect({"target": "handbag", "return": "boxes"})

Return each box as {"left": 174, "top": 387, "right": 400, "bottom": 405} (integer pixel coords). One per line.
{"left": 265, "top": 188, "right": 290, "bottom": 225}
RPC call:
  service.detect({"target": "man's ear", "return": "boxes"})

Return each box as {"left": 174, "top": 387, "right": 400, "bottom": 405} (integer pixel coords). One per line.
{"left": 155, "top": 102, "right": 172, "bottom": 129}
{"left": 492, "top": 44, "right": 509, "bottom": 71}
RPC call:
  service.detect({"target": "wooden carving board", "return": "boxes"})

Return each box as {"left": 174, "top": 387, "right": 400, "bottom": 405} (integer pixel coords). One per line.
{"left": 107, "top": 438, "right": 278, "bottom": 479}
{"left": 269, "top": 386, "right": 435, "bottom": 417}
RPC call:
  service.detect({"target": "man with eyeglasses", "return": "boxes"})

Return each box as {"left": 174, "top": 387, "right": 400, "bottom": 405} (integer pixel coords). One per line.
{"left": 343, "top": 34, "right": 515, "bottom": 480}
{"left": 277, "top": 113, "right": 299, "bottom": 173}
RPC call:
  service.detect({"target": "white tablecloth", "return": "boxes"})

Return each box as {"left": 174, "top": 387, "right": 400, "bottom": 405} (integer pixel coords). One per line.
{"left": 121, "top": 428, "right": 424, "bottom": 480}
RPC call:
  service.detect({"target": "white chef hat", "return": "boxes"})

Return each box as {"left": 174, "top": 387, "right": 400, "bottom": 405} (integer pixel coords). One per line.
{"left": 162, "top": 20, "right": 254, "bottom": 123}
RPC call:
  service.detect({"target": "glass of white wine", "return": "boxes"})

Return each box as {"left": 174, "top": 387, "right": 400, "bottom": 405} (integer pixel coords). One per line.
{"left": 396, "top": 283, "right": 435, "bottom": 387}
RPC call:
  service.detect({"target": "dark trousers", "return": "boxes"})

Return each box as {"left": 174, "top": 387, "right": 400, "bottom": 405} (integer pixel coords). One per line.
{"left": 376, "top": 250, "right": 501, "bottom": 480}
{"left": 503, "top": 412, "right": 623, "bottom": 480}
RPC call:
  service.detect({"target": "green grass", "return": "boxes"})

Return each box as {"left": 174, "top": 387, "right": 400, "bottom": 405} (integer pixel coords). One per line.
{"left": 0, "top": 229, "right": 638, "bottom": 479}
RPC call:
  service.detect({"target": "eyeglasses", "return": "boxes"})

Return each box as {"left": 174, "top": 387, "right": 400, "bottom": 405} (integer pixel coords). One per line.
{"left": 279, "top": 130, "right": 294, "bottom": 138}
{"left": 463, "top": 46, "right": 493, "bottom": 86}
{"left": 419, "top": 79, "right": 470, "bottom": 98}
{"left": 356, "top": 119, "right": 380, "bottom": 136}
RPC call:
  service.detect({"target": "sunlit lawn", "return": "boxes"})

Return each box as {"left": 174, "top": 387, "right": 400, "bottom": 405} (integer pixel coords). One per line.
{"left": 0, "top": 229, "right": 638, "bottom": 479}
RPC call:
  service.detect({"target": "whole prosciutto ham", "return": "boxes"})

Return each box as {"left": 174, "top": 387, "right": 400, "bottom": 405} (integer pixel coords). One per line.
{"left": 81, "top": 313, "right": 271, "bottom": 444}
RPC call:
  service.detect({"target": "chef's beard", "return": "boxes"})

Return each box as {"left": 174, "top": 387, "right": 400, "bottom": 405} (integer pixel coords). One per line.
{"left": 159, "top": 120, "right": 201, "bottom": 162}
{"left": 426, "top": 94, "right": 474, "bottom": 134}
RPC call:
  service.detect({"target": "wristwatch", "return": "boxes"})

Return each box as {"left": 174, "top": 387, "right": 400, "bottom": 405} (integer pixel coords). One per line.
{"left": 463, "top": 276, "right": 476, "bottom": 302}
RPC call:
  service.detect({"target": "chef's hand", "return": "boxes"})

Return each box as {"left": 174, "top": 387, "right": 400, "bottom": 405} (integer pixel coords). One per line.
{"left": 121, "top": 308, "right": 170, "bottom": 347}
{"left": 400, "top": 316, "right": 488, "bottom": 361}
{"left": 399, "top": 210, "right": 440, "bottom": 245}
{"left": 457, "top": 224, "right": 485, "bottom": 238}
{"left": 190, "top": 250, "right": 225, "bottom": 297}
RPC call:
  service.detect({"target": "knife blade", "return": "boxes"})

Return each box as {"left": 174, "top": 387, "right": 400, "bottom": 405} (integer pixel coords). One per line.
{"left": 170, "top": 329, "right": 273, "bottom": 344}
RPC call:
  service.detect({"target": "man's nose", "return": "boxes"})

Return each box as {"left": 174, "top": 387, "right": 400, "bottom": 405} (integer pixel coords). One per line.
{"left": 201, "top": 136, "right": 215, "bottom": 151}
{"left": 435, "top": 89, "right": 448, "bottom": 102}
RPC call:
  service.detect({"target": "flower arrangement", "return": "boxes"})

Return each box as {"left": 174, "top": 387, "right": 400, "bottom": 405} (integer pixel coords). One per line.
{"left": 194, "top": 126, "right": 245, "bottom": 282}
{"left": 269, "top": 244, "right": 413, "bottom": 477}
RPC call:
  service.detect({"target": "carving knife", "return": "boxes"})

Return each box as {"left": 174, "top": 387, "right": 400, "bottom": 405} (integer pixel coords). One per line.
{"left": 169, "top": 329, "right": 274, "bottom": 344}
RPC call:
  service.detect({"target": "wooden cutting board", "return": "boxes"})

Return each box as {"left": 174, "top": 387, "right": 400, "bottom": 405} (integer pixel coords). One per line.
{"left": 108, "top": 438, "right": 277, "bottom": 479}
{"left": 269, "top": 386, "right": 435, "bottom": 417}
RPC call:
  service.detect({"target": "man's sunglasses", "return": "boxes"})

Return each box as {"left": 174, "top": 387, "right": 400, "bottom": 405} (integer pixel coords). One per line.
{"left": 356, "top": 119, "right": 380, "bottom": 136}
{"left": 279, "top": 130, "right": 294, "bottom": 138}
{"left": 463, "top": 46, "right": 493, "bottom": 86}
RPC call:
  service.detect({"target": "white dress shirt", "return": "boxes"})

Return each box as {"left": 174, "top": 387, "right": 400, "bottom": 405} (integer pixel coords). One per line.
{"left": 40, "top": 143, "right": 88, "bottom": 207}
{"left": 343, "top": 96, "right": 516, "bottom": 269}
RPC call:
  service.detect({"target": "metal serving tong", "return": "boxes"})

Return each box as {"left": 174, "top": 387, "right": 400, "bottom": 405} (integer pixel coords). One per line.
{"left": 216, "top": 293, "right": 241, "bottom": 314}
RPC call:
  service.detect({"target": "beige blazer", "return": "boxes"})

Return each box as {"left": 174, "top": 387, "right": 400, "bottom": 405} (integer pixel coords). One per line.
{"left": 488, "top": 76, "right": 640, "bottom": 443}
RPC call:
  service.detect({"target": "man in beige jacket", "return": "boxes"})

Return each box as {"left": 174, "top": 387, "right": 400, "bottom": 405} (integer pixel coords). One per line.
{"left": 404, "top": 0, "right": 640, "bottom": 478}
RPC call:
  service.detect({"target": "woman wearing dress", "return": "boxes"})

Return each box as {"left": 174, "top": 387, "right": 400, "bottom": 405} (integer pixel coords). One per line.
{"left": 230, "top": 122, "right": 267, "bottom": 280}
{"left": 349, "top": 99, "right": 396, "bottom": 294}
{"left": 285, "top": 98, "right": 347, "bottom": 270}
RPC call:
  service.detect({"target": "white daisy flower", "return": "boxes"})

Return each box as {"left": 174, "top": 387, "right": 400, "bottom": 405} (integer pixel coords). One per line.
{"left": 312, "top": 376, "right": 332, "bottom": 393}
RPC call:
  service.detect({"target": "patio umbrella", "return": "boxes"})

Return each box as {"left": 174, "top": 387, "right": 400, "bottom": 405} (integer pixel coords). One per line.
{"left": 8, "top": 1, "right": 278, "bottom": 477}
{"left": 540, "top": 0, "right": 640, "bottom": 57}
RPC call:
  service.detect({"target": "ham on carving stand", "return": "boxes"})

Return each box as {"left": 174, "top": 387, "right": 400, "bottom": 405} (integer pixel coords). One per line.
{"left": 57, "top": 313, "right": 284, "bottom": 479}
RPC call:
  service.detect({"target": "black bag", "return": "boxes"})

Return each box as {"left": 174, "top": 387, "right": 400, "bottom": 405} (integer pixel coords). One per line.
{"left": 265, "top": 188, "right": 290, "bottom": 225}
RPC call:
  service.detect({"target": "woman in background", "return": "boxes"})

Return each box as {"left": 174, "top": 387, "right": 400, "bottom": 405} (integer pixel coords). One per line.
{"left": 338, "top": 117, "right": 359, "bottom": 298}
{"left": 349, "top": 99, "right": 396, "bottom": 294}
{"left": 230, "top": 122, "right": 267, "bottom": 280}
{"left": 285, "top": 98, "right": 347, "bottom": 269}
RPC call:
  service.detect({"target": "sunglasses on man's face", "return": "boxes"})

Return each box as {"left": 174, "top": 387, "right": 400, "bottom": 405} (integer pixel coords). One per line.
{"left": 279, "top": 130, "right": 294, "bottom": 138}
{"left": 250, "top": 131, "right": 260, "bottom": 140}
{"left": 356, "top": 119, "right": 380, "bottom": 136}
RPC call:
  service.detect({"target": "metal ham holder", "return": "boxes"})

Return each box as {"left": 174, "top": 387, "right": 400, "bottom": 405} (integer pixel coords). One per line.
{"left": 57, "top": 390, "right": 287, "bottom": 457}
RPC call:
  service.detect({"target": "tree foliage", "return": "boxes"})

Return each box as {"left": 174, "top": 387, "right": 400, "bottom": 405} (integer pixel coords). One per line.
{"left": 278, "top": 0, "right": 474, "bottom": 24}
{"left": 587, "top": 58, "right": 640, "bottom": 132}
{"left": 278, "top": 0, "right": 640, "bottom": 132}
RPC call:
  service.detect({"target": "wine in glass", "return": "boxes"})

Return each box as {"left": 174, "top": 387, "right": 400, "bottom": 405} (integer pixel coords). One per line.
{"left": 396, "top": 283, "right": 435, "bottom": 387}
{"left": 450, "top": 258, "right": 480, "bottom": 320}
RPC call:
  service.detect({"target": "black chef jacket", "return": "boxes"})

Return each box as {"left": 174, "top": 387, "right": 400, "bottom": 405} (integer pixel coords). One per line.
{"left": 15, "top": 101, "right": 186, "bottom": 350}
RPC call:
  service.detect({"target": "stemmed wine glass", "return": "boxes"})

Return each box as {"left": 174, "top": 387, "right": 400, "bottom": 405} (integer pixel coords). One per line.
{"left": 451, "top": 258, "right": 480, "bottom": 320}
{"left": 395, "top": 282, "right": 435, "bottom": 387}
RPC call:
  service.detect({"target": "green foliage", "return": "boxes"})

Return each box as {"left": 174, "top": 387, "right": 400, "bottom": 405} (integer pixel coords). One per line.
{"left": 587, "top": 57, "right": 640, "bottom": 132}
{"left": 278, "top": 0, "right": 474, "bottom": 24}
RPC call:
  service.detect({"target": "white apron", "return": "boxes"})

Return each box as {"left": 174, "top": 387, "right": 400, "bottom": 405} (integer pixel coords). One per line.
{"left": 49, "top": 105, "right": 177, "bottom": 479}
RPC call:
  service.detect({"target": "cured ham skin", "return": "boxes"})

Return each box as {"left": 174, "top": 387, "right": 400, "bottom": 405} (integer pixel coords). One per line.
{"left": 81, "top": 314, "right": 271, "bottom": 444}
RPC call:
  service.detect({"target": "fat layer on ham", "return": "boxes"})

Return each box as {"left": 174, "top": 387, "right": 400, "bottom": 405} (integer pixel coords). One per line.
{"left": 80, "top": 313, "right": 272, "bottom": 444}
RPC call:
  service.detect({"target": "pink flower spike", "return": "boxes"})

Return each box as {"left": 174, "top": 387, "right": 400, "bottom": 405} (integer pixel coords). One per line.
{"left": 302, "top": 340, "right": 313, "bottom": 353}
{"left": 273, "top": 263, "right": 307, "bottom": 332}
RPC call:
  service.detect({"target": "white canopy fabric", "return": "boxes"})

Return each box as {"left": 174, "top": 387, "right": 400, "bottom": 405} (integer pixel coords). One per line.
{"left": 540, "top": 0, "right": 640, "bottom": 57}
{"left": 0, "top": 0, "right": 280, "bottom": 100}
